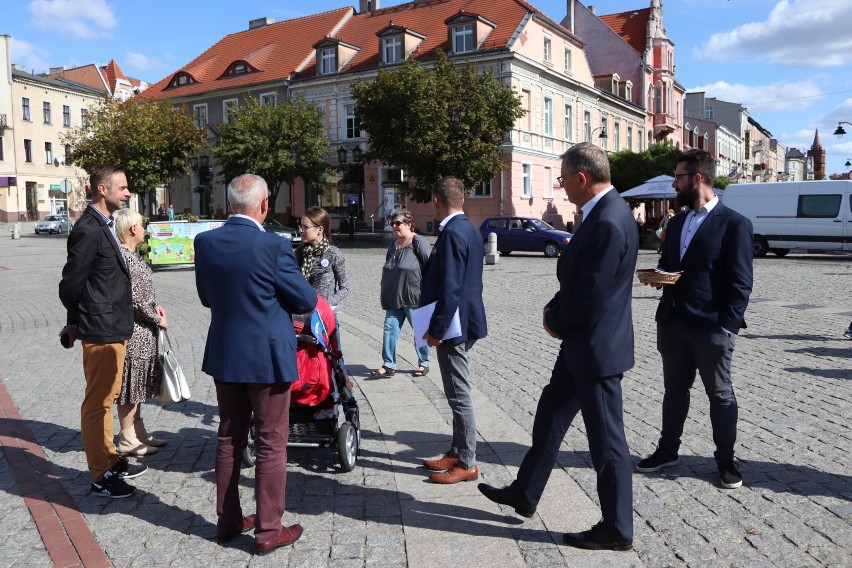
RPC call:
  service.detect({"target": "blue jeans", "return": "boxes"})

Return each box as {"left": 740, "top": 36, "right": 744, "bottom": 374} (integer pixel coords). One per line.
{"left": 382, "top": 307, "right": 429, "bottom": 369}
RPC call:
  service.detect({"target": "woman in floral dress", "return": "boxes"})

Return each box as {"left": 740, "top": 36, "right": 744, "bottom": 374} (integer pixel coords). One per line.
{"left": 114, "top": 209, "right": 169, "bottom": 456}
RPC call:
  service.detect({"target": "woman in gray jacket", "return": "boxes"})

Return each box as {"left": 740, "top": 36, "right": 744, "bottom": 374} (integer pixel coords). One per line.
{"left": 371, "top": 209, "right": 431, "bottom": 377}
{"left": 296, "top": 206, "right": 349, "bottom": 307}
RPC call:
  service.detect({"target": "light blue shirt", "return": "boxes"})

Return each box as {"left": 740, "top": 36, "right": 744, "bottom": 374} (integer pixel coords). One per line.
{"left": 439, "top": 211, "right": 463, "bottom": 231}
{"left": 232, "top": 214, "right": 265, "bottom": 231}
{"left": 680, "top": 196, "right": 719, "bottom": 261}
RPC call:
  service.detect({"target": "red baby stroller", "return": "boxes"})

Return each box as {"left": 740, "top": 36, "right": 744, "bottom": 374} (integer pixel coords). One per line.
{"left": 241, "top": 294, "right": 360, "bottom": 472}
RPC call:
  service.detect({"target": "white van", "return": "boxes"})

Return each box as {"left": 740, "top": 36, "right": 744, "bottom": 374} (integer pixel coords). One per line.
{"left": 723, "top": 180, "right": 852, "bottom": 256}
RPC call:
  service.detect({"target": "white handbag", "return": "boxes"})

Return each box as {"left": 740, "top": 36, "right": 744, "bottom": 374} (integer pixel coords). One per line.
{"left": 157, "top": 329, "right": 191, "bottom": 404}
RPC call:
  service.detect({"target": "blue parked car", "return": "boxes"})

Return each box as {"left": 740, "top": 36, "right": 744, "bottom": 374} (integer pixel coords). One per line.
{"left": 479, "top": 216, "right": 572, "bottom": 258}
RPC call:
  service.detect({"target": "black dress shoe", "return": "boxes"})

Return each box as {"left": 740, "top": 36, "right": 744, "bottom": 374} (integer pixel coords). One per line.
{"left": 477, "top": 483, "right": 536, "bottom": 518}
{"left": 562, "top": 521, "right": 632, "bottom": 551}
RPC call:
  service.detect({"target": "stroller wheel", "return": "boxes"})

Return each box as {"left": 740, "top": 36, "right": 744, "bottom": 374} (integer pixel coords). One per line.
{"left": 241, "top": 422, "right": 257, "bottom": 468}
{"left": 337, "top": 422, "right": 358, "bottom": 472}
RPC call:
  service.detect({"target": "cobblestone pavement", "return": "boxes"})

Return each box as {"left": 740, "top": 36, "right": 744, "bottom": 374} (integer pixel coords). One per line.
{"left": 0, "top": 224, "right": 850, "bottom": 567}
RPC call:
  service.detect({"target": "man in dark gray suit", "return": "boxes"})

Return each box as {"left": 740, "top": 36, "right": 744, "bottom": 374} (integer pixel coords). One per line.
{"left": 59, "top": 164, "right": 145, "bottom": 499}
{"left": 636, "top": 149, "right": 753, "bottom": 489}
{"left": 479, "top": 143, "right": 637, "bottom": 550}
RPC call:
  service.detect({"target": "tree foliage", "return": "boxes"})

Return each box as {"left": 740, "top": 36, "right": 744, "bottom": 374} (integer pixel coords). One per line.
{"left": 713, "top": 176, "right": 732, "bottom": 191}
{"left": 352, "top": 51, "right": 525, "bottom": 201}
{"left": 213, "top": 96, "right": 330, "bottom": 217}
{"left": 62, "top": 98, "right": 205, "bottom": 212}
{"left": 608, "top": 142, "right": 682, "bottom": 193}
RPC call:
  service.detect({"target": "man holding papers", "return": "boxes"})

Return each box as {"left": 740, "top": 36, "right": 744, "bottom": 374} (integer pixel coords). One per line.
{"left": 419, "top": 176, "right": 487, "bottom": 484}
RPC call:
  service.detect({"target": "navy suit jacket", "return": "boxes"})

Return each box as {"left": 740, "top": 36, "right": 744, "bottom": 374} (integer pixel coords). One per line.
{"left": 419, "top": 213, "right": 487, "bottom": 345}
{"left": 544, "top": 189, "right": 638, "bottom": 378}
{"left": 194, "top": 217, "right": 317, "bottom": 383}
{"left": 656, "top": 203, "right": 753, "bottom": 333}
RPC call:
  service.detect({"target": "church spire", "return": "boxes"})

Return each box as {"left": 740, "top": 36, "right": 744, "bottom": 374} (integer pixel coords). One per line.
{"left": 811, "top": 129, "right": 822, "bottom": 150}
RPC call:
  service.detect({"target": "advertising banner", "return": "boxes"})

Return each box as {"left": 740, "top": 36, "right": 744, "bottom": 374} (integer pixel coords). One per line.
{"left": 147, "top": 220, "right": 225, "bottom": 266}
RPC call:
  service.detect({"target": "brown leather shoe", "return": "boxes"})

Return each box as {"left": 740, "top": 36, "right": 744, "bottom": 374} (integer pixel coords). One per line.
{"left": 430, "top": 464, "right": 479, "bottom": 484}
{"left": 215, "top": 514, "right": 256, "bottom": 544}
{"left": 255, "top": 524, "right": 303, "bottom": 553}
{"left": 423, "top": 454, "right": 458, "bottom": 471}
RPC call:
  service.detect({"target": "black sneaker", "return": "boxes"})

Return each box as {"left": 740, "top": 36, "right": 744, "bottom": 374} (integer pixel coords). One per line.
{"left": 112, "top": 456, "right": 148, "bottom": 480}
{"left": 843, "top": 327, "right": 852, "bottom": 340}
{"left": 636, "top": 448, "right": 680, "bottom": 472}
{"left": 91, "top": 470, "right": 135, "bottom": 498}
{"left": 718, "top": 460, "right": 742, "bottom": 489}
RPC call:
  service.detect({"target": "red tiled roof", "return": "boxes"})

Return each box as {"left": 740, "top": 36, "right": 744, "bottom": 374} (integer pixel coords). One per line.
{"left": 46, "top": 64, "right": 108, "bottom": 93}
{"left": 138, "top": 7, "right": 353, "bottom": 101}
{"left": 103, "top": 59, "right": 127, "bottom": 89}
{"left": 598, "top": 8, "right": 649, "bottom": 54}
{"left": 294, "top": 0, "right": 540, "bottom": 79}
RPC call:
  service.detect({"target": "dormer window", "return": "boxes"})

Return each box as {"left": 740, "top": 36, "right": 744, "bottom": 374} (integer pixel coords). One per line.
{"left": 320, "top": 48, "right": 337, "bottom": 75}
{"left": 168, "top": 72, "right": 196, "bottom": 89}
{"left": 543, "top": 35, "right": 552, "bottom": 64}
{"left": 383, "top": 36, "right": 402, "bottom": 64}
{"left": 221, "top": 61, "right": 257, "bottom": 78}
{"left": 453, "top": 23, "right": 474, "bottom": 53}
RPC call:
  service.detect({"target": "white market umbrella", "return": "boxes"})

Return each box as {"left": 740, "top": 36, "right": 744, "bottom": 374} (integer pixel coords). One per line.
{"left": 621, "top": 175, "right": 676, "bottom": 199}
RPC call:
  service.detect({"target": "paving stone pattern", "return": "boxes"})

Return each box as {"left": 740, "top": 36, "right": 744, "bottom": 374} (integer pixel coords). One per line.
{"left": 0, "top": 224, "right": 850, "bottom": 567}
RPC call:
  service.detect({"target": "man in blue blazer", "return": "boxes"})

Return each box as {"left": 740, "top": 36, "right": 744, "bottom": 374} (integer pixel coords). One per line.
{"left": 420, "top": 176, "right": 487, "bottom": 484}
{"left": 637, "top": 149, "right": 753, "bottom": 490}
{"left": 479, "top": 143, "right": 637, "bottom": 551}
{"left": 195, "top": 174, "right": 317, "bottom": 553}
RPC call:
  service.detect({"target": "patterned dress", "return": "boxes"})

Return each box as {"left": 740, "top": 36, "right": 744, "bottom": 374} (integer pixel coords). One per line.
{"left": 118, "top": 248, "right": 163, "bottom": 404}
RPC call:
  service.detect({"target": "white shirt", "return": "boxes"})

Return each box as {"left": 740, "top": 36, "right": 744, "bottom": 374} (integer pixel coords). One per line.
{"left": 581, "top": 185, "right": 615, "bottom": 219}
{"left": 232, "top": 213, "right": 265, "bottom": 231}
{"left": 439, "top": 211, "right": 463, "bottom": 231}
{"left": 679, "top": 196, "right": 719, "bottom": 260}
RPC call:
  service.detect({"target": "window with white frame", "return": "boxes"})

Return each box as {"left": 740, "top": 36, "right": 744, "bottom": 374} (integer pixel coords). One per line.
{"left": 564, "top": 104, "right": 572, "bottom": 140}
{"left": 600, "top": 114, "right": 608, "bottom": 150}
{"left": 583, "top": 111, "right": 591, "bottom": 142}
{"left": 704, "top": 105, "right": 714, "bottom": 119}
{"left": 320, "top": 48, "right": 337, "bottom": 74}
{"left": 345, "top": 104, "right": 360, "bottom": 139}
{"left": 544, "top": 166, "right": 553, "bottom": 198}
{"left": 627, "top": 126, "right": 633, "bottom": 151}
{"left": 22, "top": 98, "right": 31, "bottom": 121}
{"left": 43, "top": 102, "right": 51, "bottom": 124}
{"left": 65, "top": 144, "right": 71, "bottom": 163}
{"left": 625, "top": 82, "right": 632, "bottom": 102}
{"left": 472, "top": 178, "right": 492, "bottom": 197}
{"left": 382, "top": 36, "right": 402, "bottom": 64}
{"left": 522, "top": 164, "right": 532, "bottom": 197}
{"left": 453, "top": 23, "right": 474, "bottom": 54}
{"left": 81, "top": 109, "right": 88, "bottom": 128}
{"left": 62, "top": 105, "right": 70, "bottom": 127}
{"left": 543, "top": 36, "right": 552, "bottom": 63}
{"left": 193, "top": 104, "right": 208, "bottom": 128}
{"left": 223, "top": 99, "right": 238, "bottom": 124}
{"left": 45, "top": 142, "right": 53, "bottom": 164}
{"left": 260, "top": 93, "right": 276, "bottom": 107}
{"left": 613, "top": 122, "right": 620, "bottom": 151}
{"left": 564, "top": 47, "right": 572, "bottom": 73}
{"left": 543, "top": 97, "right": 553, "bottom": 136}
{"left": 24, "top": 139, "right": 33, "bottom": 162}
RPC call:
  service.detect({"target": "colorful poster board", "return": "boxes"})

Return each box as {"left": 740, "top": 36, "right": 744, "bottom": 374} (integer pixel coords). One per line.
{"left": 147, "top": 220, "right": 225, "bottom": 266}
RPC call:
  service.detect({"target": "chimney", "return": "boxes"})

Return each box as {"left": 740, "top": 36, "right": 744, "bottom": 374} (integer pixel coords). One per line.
{"left": 359, "top": 0, "right": 380, "bottom": 13}
{"left": 589, "top": 5, "right": 596, "bottom": 15}
{"left": 49, "top": 66, "right": 65, "bottom": 75}
{"left": 248, "top": 17, "right": 276, "bottom": 30}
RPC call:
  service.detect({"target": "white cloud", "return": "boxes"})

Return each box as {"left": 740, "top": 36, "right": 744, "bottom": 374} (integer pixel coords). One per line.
{"left": 125, "top": 52, "right": 160, "bottom": 71}
{"left": 27, "top": 0, "right": 117, "bottom": 40}
{"left": 689, "top": 80, "right": 824, "bottom": 112}
{"left": 695, "top": 0, "right": 852, "bottom": 67}
{"left": 9, "top": 38, "right": 50, "bottom": 72}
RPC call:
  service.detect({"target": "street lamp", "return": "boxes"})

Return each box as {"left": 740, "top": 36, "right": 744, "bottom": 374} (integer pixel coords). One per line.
{"left": 337, "top": 146, "right": 348, "bottom": 164}
{"left": 591, "top": 126, "right": 608, "bottom": 141}
{"left": 845, "top": 159, "right": 851, "bottom": 168}
{"left": 833, "top": 121, "right": 852, "bottom": 139}
{"left": 189, "top": 154, "right": 211, "bottom": 217}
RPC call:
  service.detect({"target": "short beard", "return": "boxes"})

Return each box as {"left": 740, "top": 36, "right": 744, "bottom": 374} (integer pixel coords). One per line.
{"left": 676, "top": 181, "right": 699, "bottom": 209}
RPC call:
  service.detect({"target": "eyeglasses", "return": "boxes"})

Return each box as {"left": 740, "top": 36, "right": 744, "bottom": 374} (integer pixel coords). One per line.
{"left": 557, "top": 171, "right": 580, "bottom": 186}
{"left": 391, "top": 220, "right": 408, "bottom": 227}
{"left": 298, "top": 223, "right": 320, "bottom": 231}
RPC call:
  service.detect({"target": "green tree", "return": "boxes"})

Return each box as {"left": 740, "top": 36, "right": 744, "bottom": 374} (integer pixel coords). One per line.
{"left": 608, "top": 142, "right": 682, "bottom": 193}
{"left": 352, "top": 51, "right": 525, "bottom": 201}
{"left": 62, "top": 98, "right": 205, "bottom": 214}
{"left": 713, "top": 176, "right": 732, "bottom": 190}
{"left": 213, "top": 96, "right": 330, "bottom": 218}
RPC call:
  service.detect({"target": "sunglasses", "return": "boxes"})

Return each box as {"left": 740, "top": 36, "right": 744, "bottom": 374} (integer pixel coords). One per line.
{"left": 391, "top": 220, "right": 408, "bottom": 227}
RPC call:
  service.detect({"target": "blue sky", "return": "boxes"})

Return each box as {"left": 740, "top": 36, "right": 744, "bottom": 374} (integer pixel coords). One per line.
{"left": 5, "top": 0, "right": 852, "bottom": 175}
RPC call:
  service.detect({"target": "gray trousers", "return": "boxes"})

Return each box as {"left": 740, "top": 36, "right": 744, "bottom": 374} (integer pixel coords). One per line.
{"left": 436, "top": 340, "right": 477, "bottom": 468}
{"left": 657, "top": 318, "right": 739, "bottom": 462}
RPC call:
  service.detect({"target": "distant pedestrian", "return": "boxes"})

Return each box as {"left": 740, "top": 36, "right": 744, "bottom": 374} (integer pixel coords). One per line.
{"left": 58, "top": 164, "right": 147, "bottom": 499}
{"left": 167, "top": 204, "right": 175, "bottom": 221}
{"left": 637, "top": 149, "right": 753, "bottom": 490}
{"left": 157, "top": 205, "right": 167, "bottom": 221}
{"left": 843, "top": 320, "right": 852, "bottom": 340}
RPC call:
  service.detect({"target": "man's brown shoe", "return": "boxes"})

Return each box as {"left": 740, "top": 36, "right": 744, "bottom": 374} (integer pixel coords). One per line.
{"left": 255, "top": 524, "right": 303, "bottom": 553}
{"left": 423, "top": 454, "right": 458, "bottom": 471}
{"left": 215, "top": 514, "right": 256, "bottom": 544}
{"left": 430, "top": 465, "right": 479, "bottom": 484}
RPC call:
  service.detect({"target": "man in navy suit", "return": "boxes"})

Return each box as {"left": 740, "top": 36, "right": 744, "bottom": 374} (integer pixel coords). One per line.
{"left": 636, "top": 149, "right": 753, "bottom": 490}
{"left": 195, "top": 174, "right": 317, "bottom": 553}
{"left": 420, "top": 176, "right": 487, "bottom": 484}
{"left": 479, "top": 143, "right": 637, "bottom": 550}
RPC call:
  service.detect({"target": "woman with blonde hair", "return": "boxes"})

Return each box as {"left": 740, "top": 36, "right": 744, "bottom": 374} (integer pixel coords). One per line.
{"left": 113, "top": 209, "right": 169, "bottom": 455}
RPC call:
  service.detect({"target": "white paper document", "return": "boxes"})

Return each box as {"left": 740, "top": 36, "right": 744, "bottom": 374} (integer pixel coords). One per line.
{"left": 411, "top": 302, "right": 462, "bottom": 349}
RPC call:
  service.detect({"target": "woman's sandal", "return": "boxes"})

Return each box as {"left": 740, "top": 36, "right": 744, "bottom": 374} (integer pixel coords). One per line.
{"left": 412, "top": 366, "right": 429, "bottom": 377}
{"left": 370, "top": 366, "right": 395, "bottom": 377}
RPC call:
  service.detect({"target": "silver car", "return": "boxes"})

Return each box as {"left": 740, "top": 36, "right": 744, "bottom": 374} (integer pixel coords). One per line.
{"left": 34, "top": 215, "right": 71, "bottom": 234}
{"left": 262, "top": 219, "right": 301, "bottom": 244}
